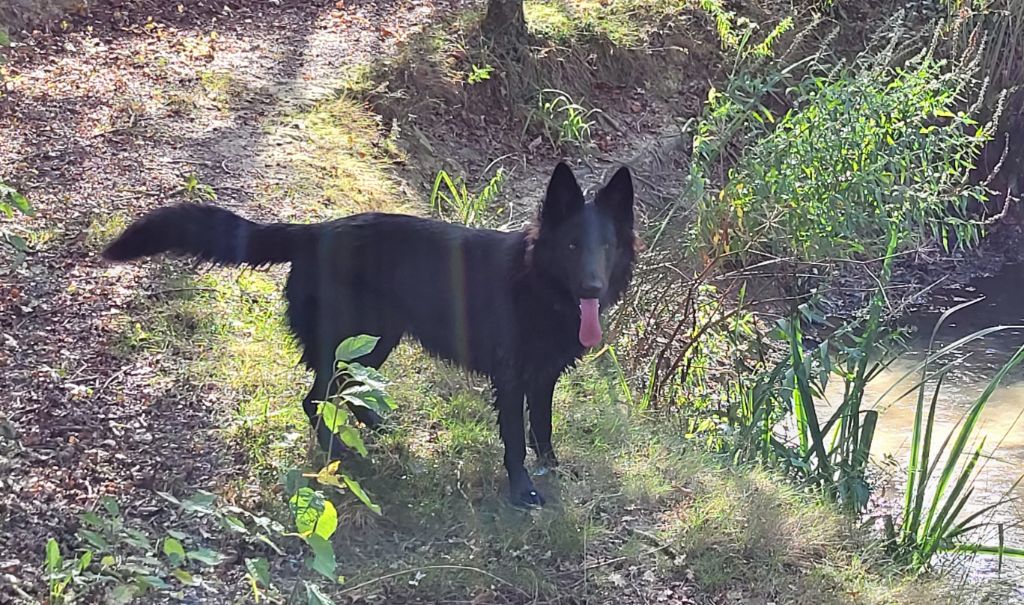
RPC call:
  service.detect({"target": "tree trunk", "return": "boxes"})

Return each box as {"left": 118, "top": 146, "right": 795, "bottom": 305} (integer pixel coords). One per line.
{"left": 482, "top": 0, "right": 526, "bottom": 46}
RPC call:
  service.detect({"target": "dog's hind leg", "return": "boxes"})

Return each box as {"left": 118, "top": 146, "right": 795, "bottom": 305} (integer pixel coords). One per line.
{"left": 337, "top": 330, "right": 402, "bottom": 430}
{"left": 302, "top": 367, "right": 349, "bottom": 460}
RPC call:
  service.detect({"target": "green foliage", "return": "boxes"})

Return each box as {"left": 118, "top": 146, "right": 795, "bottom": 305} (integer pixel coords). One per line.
{"left": 180, "top": 173, "right": 216, "bottom": 201}
{"left": 716, "top": 277, "right": 1024, "bottom": 564}
{"left": 0, "top": 182, "right": 31, "bottom": 218}
{"left": 289, "top": 487, "right": 340, "bottom": 541}
{"left": 466, "top": 63, "right": 494, "bottom": 84}
{"left": 523, "top": 0, "right": 691, "bottom": 47}
{"left": 693, "top": 28, "right": 994, "bottom": 265}
{"left": 429, "top": 168, "right": 506, "bottom": 226}
{"left": 699, "top": 0, "right": 794, "bottom": 58}
{"left": 42, "top": 495, "right": 231, "bottom": 603}
{"left": 725, "top": 263, "right": 903, "bottom": 513}
{"left": 531, "top": 89, "right": 599, "bottom": 149}
{"left": 122, "top": 488, "right": 351, "bottom": 601}
{"left": 1, "top": 182, "right": 33, "bottom": 265}
{"left": 888, "top": 301, "right": 1024, "bottom": 570}
{"left": 45, "top": 538, "right": 90, "bottom": 603}
{"left": 274, "top": 335, "right": 395, "bottom": 590}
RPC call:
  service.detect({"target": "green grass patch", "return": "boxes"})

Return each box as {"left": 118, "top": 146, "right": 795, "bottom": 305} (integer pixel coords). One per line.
{"left": 319, "top": 361, "right": 939, "bottom": 604}
{"left": 198, "top": 69, "right": 239, "bottom": 109}
{"left": 113, "top": 265, "right": 310, "bottom": 483}
{"left": 525, "top": 0, "right": 691, "bottom": 46}
{"left": 84, "top": 211, "right": 129, "bottom": 252}
{"left": 272, "top": 95, "right": 412, "bottom": 218}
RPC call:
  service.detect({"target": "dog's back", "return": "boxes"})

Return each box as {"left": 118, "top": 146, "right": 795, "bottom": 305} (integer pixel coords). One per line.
{"left": 284, "top": 213, "right": 529, "bottom": 376}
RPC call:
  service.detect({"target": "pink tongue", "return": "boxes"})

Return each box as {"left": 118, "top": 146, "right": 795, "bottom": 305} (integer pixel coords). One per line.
{"left": 579, "top": 298, "right": 602, "bottom": 348}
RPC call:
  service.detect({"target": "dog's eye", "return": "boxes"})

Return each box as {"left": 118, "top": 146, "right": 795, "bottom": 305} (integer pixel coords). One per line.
{"left": 568, "top": 242, "right": 578, "bottom": 250}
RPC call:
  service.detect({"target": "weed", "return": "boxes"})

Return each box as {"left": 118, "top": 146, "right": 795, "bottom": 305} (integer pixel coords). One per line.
{"left": 531, "top": 89, "right": 599, "bottom": 149}
{"left": 693, "top": 23, "right": 995, "bottom": 265}
{"left": 524, "top": 0, "right": 691, "bottom": 47}
{"left": 281, "top": 96, "right": 411, "bottom": 217}
{"left": 888, "top": 300, "right": 1024, "bottom": 570}
{"left": 44, "top": 539, "right": 90, "bottom": 604}
{"left": 699, "top": 0, "right": 794, "bottom": 59}
{"left": 85, "top": 212, "right": 128, "bottom": 251}
{"left": 43, "top": 495, "right": 230, "bottom": 603}
{"left": 466, "top": 63, "right": 494, "bottom": 84}
{"left": 180, "top": 173, "right": 216, "bottom": 201}
{"left": 0, "top": 181, "right": 32, "bottom": 265}
{"left": 728, "top": 276, "right": 903, "bottom": 513}
{"left": 429, "top": 168, "right": 506, "bottom": 226}
{"left": 199, "top": 69, "right": 233, "bottom": 96}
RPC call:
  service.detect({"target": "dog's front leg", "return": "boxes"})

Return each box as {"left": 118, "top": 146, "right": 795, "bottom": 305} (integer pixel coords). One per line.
{"left": 527, "top": 378, "right": 559, "bottom": 473}
{"left": 496, "top": 383, "right": 543, "bottom": 507}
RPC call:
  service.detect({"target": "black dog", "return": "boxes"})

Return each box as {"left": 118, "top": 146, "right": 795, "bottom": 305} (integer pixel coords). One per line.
{"left": 103, "top": 162, "right": 637, "bottom": 506}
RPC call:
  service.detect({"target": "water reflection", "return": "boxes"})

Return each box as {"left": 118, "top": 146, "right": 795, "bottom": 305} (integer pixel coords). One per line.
{"left": 822, "top": 264, "right": 1024, "bottom": 591}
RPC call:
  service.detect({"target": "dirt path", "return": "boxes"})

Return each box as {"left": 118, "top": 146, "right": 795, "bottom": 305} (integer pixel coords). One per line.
{"left": 0, "top": 1, "right": 466, "bottom": 597}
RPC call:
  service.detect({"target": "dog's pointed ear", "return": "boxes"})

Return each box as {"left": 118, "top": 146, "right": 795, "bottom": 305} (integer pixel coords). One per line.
{"left": 541, "top": 162, "right": 584, "bottom": 225}
{"left": 596, "top": 166, "right": 634, "bottom": 230}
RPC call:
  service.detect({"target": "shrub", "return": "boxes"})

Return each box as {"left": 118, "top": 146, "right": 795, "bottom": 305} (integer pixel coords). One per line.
{"left": 693, "top": 26, "right": 996, "bottom": 265}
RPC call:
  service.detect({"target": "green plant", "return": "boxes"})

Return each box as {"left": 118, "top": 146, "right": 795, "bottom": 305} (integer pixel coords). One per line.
{"left": 694, "top": 27, "right": 995, "bottom": 266}
{"left": 43, "top": 495, "right": 230, "bottom": 603}
{"left": 466, "top": 63, "right": 494, "bottom": 84}
{"left": 1, "top": 182, "right": 33, "bottom": 265}
{"left": 429, "top": 168, "right": 506, "bottom": 226}
{"left": 276, "top": 335, "right": 391, "bottom": 588}
{"left": 157, "top": 488, "right": 336, "bottom": 602}
{"left": 713, "top": 230, "right": 910, "bottom": 513}
{"left": 722, "top": 283, "right": 1024, "bottom": 564}
{"left": 532, "top": 89, "right": 599, "bottom": 149}
{"left": 887, "top": 300, "right": 1024, "bottom": 570}
{"left": 181, "top": 173, "right": 216, "bottom": 201}
{"left": 45, "top": 539, "right": 92, "bottom": 603}
{"left": 699, "top": 0, "right": 793, "bottom": 59}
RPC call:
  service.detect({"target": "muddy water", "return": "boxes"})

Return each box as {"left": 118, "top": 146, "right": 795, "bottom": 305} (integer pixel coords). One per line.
{"left": 825, "top": 264, "right": 1024, "bottom": 590}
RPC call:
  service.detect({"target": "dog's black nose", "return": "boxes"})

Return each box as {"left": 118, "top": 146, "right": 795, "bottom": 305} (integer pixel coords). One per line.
{"left": 579, "top": 283, "right": 604, "bottom": 299}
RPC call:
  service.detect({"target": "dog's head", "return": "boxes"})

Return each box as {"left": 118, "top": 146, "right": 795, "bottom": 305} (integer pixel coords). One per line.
{"left": 529, "top": 162, "right": 637, "bottom": 347}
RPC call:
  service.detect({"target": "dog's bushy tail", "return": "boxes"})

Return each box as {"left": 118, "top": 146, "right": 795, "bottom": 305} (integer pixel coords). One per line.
{"left": 102, "top": 203, "right": 308, "bottom": 266}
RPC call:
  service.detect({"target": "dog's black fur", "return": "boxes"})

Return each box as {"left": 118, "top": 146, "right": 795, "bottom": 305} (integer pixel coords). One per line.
{"left": 103, "top": 162, "right": 637, "bottom": 506}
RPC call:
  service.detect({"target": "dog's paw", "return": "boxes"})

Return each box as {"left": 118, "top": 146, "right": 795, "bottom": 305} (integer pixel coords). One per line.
{"left": 510, "top": 485, "right": 546, "bottom": 508}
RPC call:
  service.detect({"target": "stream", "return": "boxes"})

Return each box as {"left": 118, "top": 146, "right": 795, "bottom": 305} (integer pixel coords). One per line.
{"left": 826, "top": 263, "right": 1024, "bottom": 593}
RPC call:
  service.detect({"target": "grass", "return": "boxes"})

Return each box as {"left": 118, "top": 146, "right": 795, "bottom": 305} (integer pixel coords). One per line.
{"left": 320, "top": 361, "right": 945, "bottom": 603}
{"left": 112, "top": 267, "right": 310, "bottom": 481}
{"left": 357, "top": 0, "right": 721, "bottom": 151}
{"left": 107, "top": 237, "right": 946, "bottom": 603}
{"left": 198, "top": 69, "right": 238, "bottom": 109}
{"left": 270, "top": 95, "right": 412, "bottom": 219}
{"left": 525, "top": 0, "right": 692, "bottom": 46}
{"left": 84, "top": 213, "right": 129, "bottom": 251}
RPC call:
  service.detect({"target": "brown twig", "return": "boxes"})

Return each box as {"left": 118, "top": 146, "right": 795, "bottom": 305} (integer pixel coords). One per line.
{"left": 337, "top": 565, "right": 536, "bottom": 602}
{"left": 147, "top": 287, "right": 221, "bottom": 298}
